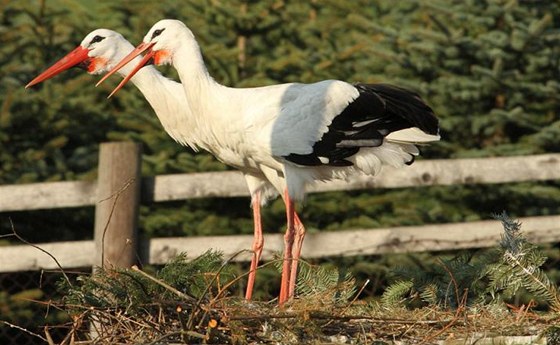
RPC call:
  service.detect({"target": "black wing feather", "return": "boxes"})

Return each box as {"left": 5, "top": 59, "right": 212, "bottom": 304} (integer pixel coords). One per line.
{"left": 284, "top": 83, "right": 438, "bottom": 166}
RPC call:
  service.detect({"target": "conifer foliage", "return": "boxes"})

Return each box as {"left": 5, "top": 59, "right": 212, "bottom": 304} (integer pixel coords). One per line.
{"left": 382, "top": 212, "right": 560, "bottom": 311}
{"left": 353, "top": 0, "right": 560, "bottom": 158}
{"left": 486, "top": 212, "right": 560, "bottom": 311}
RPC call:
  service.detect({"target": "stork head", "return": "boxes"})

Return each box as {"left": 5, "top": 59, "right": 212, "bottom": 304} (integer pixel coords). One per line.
{"left": 25, "top": 29, "right": 134, "bottom": 88}
{"left": 98, "top": 19, "right": 193, "bottom": 97}
{"left": 140, "top": 19, "right": 190, "bottom": 66}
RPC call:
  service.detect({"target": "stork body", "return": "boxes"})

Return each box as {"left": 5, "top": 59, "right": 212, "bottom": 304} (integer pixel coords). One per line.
{"left": 103, "top": 19, "right": 440, "bottom": 305}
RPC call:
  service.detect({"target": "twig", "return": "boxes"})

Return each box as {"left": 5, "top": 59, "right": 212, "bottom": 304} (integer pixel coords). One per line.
{"left": 344, "top": 278, "right": 370, "bottom": 313}
{"left": 437, "top": 258, "right": 461, "bottom": 309}
{"left": 0, "top": 320, "right": 48, "bottom": 342}
{"left": 57, "top": 311, "right": 88, "bottom": 345}
{"left": 144, "top": 330, "right": 205, "bottom": 345}
{"left": 199, "top": 250, "right": 251, "bottom": 304}
{"left": 399, "top": 307, "right": 440, "bottom": 340}
{"left": 189, "top": 257, "right": 284, "bottom": 331}
{"left": 99, "top": 177, "right": 135, "bottom": 268}
{"left": 130, "top": 265, "right": 196, "bottom": 302}
{"left": 324, "top": 278, "right": 370, "bottom": 328}
{"left": 7, "top": 218, "right": 71, "bottom": 286}
{"left": 419, "top": 259, "right": 469, "bottom": 344}
{"left": 419, "top": 306, "right": 465, "bottom": 344}
{"left": 144, "top": 331, "right": 183, "bottom": 345}
{"left": 97, "top": 177, "right": 135, "bottom": 203}
{"left": 44, "top": 326, "right": 55, "bottom": 345}
{"left": 226, "top": 312, "right": 456, "bottom": 325}
{"left": 188, "top": 249, "right": 255, "bottom": 331}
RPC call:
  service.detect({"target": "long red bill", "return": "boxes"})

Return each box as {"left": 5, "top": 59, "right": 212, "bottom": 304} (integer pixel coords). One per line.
{"left": 97, "top": 42, "right": 155, "bottom": 98}
{"left": 25, "top": 46, "right": 89, "bottom": 89}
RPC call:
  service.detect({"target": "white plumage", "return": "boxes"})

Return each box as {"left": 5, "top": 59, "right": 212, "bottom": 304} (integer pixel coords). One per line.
{"left": 101, "top": 19, "right": 441, "bottom": 305}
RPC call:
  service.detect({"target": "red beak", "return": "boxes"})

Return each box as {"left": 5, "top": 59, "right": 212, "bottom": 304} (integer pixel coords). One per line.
{"left": 25, "top": 46, "right": 89, "bottom": 89}
{"left": 97, "top": 42, "right": 155, "bottom": 98}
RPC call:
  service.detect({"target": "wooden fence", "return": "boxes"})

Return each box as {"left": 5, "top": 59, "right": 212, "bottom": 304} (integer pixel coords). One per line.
{"left": 0, "top": 142, "right": 559, "bottom": 273}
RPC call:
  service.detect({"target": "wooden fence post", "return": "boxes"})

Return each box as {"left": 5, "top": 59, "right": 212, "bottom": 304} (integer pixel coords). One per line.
{"left": 93, "top": 142, "right": 142, "bottom": 269}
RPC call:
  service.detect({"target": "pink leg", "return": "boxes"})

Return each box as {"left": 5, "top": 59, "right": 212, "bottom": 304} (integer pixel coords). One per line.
{"left": 288, "top": 213, "right": 306, "bottom": 299}
{"left": 245, "top": 192, "right": 264, "bottom": 300}
{"left": 279, "top": 189, "right": 295, "bottom": 306}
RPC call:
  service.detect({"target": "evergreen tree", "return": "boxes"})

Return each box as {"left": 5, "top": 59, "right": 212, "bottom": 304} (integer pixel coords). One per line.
{"left": 351, "top": 0, "right": 560, "bottom": 158}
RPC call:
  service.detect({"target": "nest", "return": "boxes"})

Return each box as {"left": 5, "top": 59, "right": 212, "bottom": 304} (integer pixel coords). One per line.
{"left": 40, "top": 251, "right": 559, "bottom": 344}
{"left": 48, "top": 296, "right": 560, "bottom": 344}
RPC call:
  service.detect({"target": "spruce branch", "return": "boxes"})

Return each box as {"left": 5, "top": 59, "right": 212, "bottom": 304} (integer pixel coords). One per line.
{"left": 491, "top": 212, "right": 560, "bottom": 311}
{"left": 381, "top": 280, "right": 414, "bottom": 308}
{"left": 295, "top": 261, "right": 356, "bottom": 304}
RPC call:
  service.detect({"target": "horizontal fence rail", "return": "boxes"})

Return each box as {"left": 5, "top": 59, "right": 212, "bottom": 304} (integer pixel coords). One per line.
{"left": 1, "top": 215, "right": 559, "bottom": 273}
{"left": 0, "top": 145, "right": 559, "bottom": 273}
{"left": 1, "top": 153, "right": 559, "bottom": 212}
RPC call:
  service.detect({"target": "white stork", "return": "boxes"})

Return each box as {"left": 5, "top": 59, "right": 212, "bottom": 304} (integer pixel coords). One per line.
{"left": 99, "top": 19, "right": 440, "bottom": 305}
{"left": 25, "top": 28, "right": 271, "bottom": 301}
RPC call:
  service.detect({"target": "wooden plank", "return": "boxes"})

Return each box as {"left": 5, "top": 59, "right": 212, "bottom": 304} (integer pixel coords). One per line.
{"left": 149, "top": 154, "right": 560, "bottom": 201}
{"left": 440, "top": 335, "right": 545, "bottom": 345}
{"left": 299, "top": 215, "right": 560, "bottom": 258}
{"left": 0, "top": 241, "right": 93, "bottom": 272}
{"left": 2, "top": 215, "right": 559, "bottom": 272}
{"left": 147, "top": 171, "right": 248, "bottom": 202}
{"left": 311, "top": 153, "right": 560, "bottom": 192}
{"left": 93, "top": 142, "right": 142, "bottom": 269}
{"left": 1, "top": 154, "right": 559, "bottom": 210}
{"left": 0, "top": 180, "right": 96, "bottom": 211}
{"left": 148, "top": 215, "right": 560, "bottom": 263}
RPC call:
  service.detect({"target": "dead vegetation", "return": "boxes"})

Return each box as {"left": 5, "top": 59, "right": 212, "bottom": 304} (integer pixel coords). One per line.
{"left": 41, "top": 249, "right": 559, "bottom": 345}
{"left": 43, "top": 282, "right": 559, "bottom": 344}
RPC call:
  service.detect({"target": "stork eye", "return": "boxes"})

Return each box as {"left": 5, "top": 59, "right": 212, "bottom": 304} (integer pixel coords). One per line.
{"left": 151, "top": 28, "right": 165, "bottom": 39}
{"left": 90, "top": 35, "right": 105, "bottom": 45}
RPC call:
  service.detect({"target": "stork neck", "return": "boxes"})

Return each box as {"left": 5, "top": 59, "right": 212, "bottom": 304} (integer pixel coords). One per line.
{"left": 172, "top": 38, "right": 223, "bottom": 117}
{"left": 127, "top": 64, "right": 172, "bottom": 105}
{"left": 114, "top": 51, "right": 200, "bottom": 149}
{"left": 168, "top": 32, "right": 237, "bottom": 153}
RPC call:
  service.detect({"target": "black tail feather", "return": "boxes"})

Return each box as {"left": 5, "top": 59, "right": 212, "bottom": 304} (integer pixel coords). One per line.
{"left": 358, "top": 83, "right": 439, "bottom": 135}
